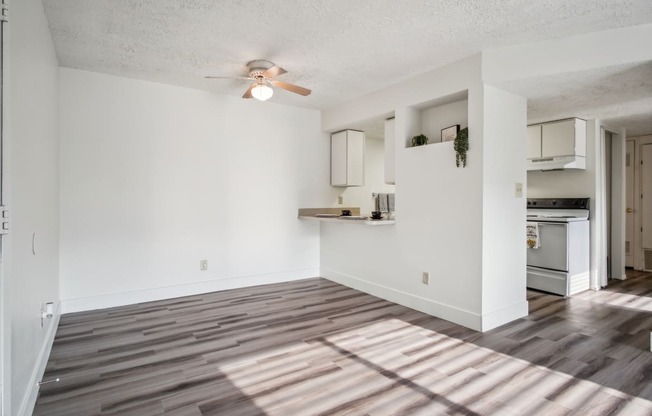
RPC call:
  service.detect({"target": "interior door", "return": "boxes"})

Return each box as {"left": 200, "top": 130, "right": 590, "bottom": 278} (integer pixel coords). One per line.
{"left": 642, "top": 144, "right": 652, "bottom": 258}
{"left": 626, "top": 141, "right": 635, "bottom": 267}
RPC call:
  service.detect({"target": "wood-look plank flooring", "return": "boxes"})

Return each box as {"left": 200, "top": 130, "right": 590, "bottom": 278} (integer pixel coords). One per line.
{"left": 34, "top": 270, "right": 652, "bottom": 415}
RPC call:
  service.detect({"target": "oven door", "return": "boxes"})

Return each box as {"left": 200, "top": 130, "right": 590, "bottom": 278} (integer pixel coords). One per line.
{"left": 526, "top": 222, "right": 568, "bottom": 272}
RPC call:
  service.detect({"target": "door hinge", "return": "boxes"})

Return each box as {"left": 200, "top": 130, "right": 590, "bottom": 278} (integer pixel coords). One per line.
{"left": 0, "top": 206, "right": 8, "bottom": 235}
{"left": 0, "top": 0, "right": 8, "bottom": 22}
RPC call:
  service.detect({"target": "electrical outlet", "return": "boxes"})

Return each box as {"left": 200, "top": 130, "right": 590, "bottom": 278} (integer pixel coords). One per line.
{"left": 337, "top": 195, "right": 343, "bottom": 205}
{"left": 422, "top": 272, "right": 430, "bottom": 285}
{"left": 515, "top": 182, "right": 523, "bottom": 198}
{"left": 200, "top": 260, "right": 208, "bottom": 271}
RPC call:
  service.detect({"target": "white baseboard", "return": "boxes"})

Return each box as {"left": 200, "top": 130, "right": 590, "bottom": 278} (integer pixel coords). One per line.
{"left": 61, "top": 268, "right": 320, "bottom": 314}
{"left": 481, "top": 300, "right": 529, "bottom": 332}
{"left": 321, "top": 268, "right": 483, "bottom": 331}
{"left": 18, "top": 302, "right": 61, "bottom": 416}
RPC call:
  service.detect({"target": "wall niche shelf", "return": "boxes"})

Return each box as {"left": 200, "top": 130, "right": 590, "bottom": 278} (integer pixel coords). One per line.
{"left": 403, "top": 90, "right": 469, "bottom": 149}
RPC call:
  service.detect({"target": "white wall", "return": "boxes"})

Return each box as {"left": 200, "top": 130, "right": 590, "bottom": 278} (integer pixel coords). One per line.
{"left": 4, "top": 0, "right": 61, "bottom": 414}
{"left": 340, "top": 138, "right": 395, "bottom": 214}
{"left": 481, "top": 86, "right": 528, "bottom": 329}
{"left": 321, "top": 55, "right": 528, "bottom": 331}
{"left": 59, "top": 68, "right": 335, "bottom": 311}
{"left": 421, "top": 99, "right": 468, "bottom": 144}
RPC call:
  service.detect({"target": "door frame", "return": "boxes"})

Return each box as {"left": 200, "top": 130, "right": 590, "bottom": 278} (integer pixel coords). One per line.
{"left": 596, "top": 125, "right": 627, "bottom": 286}
{"left": 608, "top": 128, "right": 626, "bottom": 280}
{"left": 0, "top": 0, "right": 7, "bottom": 410}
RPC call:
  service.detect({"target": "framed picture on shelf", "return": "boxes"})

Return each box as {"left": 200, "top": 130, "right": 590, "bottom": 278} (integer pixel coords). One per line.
{"left": 441, "top": 124, "right": 460, "bottom": 142}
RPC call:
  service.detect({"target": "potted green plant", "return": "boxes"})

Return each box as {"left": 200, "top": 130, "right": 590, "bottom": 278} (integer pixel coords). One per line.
{"left": 411, "top": 134, "right": 428, "bottom": 147}
{"left": 454, "top": 127, "right": 469, "bottom": 167}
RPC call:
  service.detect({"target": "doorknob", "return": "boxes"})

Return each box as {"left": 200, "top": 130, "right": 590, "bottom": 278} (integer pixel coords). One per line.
{"left": 626, "top": 208, "right": 633, "bottom": 213}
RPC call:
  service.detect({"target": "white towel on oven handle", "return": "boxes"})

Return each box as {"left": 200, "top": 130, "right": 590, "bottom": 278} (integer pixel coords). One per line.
{"left": 527, "top": 222, "right": 539, "bottom": 249}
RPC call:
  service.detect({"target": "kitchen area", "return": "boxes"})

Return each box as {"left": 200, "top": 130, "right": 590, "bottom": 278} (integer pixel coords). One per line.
{"left": 305, "top": 69, "right": 530, "bottom": 333}
{"left": 526, "top": 117, "right": 628, "bottom": 295}
{"left": 298, "top": 121, "right": 397, "bottom": 224}
{"left": 304, "top": 72, "right": 626, "bottom": 334}
{"left": 525, "top": 118, "right": 592, "bottom": 296}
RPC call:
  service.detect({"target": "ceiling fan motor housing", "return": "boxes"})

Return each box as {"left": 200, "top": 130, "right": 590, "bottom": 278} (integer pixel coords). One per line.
{"left": 247, "top": 59, "right": 274, "bottom": 79}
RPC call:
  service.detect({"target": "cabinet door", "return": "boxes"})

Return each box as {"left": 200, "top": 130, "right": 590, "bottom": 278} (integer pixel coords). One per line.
{"left": 542, "top": 120, "right": 575, "bottom": 157}
{"left": 384, "top": 118, "right": 395, "bottom": 184}
{"left": 331, "top": 131, "right": 347, "bottom": 186}
{"left": 346, "top": 130, "right": 365, "bottom": 186}
{"left": 526, "top": 125, "right": 542, "bottom": 159}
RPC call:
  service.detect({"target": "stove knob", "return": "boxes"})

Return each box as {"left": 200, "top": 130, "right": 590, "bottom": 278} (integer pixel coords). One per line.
{"left": 552, "top": 200, "right": 557, "bottom": 206}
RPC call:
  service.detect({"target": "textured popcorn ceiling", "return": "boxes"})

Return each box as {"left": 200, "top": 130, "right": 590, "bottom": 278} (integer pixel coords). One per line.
{"left": 42, "top": 0, "right": 652, "bottom": 133}
{"left": 498, "top": 62, "right": 652, "bottom": 136}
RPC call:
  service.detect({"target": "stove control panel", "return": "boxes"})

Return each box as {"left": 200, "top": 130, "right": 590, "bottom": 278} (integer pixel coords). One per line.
{"left": 526, "top": 198, "right": 590, "bottom": 210}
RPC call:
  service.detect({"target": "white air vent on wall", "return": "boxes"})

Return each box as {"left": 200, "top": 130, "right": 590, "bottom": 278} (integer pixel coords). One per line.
{"left": 645, "top": 249, "right": 652, "bottom": 271}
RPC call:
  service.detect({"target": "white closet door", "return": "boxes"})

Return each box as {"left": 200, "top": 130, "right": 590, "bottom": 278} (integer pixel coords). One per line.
{"left": 625, "top": 141, "right": 634, "bottom": 266}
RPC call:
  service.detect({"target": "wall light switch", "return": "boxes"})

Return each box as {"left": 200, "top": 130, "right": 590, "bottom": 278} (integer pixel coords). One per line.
{"left": 337, "top": 196, "right": 343, "bottom": 205}
{"left": 515, "top": 183, "right": 523, "bottom": 198}
{"left": 200, "top": 260, "right": 208, "bottom": 271}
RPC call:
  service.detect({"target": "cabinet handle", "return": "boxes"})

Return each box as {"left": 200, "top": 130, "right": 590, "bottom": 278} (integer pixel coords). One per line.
{"left": 626, "top": 208, "right": 633, "bottom": 213}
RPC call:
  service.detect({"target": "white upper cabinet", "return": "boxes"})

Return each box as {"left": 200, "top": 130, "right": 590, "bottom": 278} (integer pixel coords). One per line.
{"left": 384, "top": 118, "right": 395, "bottom": 184}
{"left": 526, "top": 125, "right": 542, "bottom": 159}
{"left": 541, "top": 118, "right": 586, "bottom": 158}
{"left": 527, "top": 118, "right": 587, "bottom": 160}
{"left": 331, "top": 130, "right": 365, "bottom": 187}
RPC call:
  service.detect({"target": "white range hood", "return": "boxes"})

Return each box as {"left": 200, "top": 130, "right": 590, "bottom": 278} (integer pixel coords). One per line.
{"left": 526, "top": 155, "right": 586, "bottom": 171}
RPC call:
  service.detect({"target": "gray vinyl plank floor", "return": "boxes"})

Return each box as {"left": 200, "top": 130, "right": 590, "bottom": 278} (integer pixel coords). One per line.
{"left": 34, "top": 271, "right": 652, "bottom": 415}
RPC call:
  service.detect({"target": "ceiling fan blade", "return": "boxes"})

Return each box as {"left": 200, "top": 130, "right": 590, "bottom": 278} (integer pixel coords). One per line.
{"left": 262, "top": 66, "right": 287, "bottom": 79}
{"left": 271, "top": 80, "right": 311, "bottom": 96}
{"left": 242, "top": 83, "right": 256, "bottom": 99}
{"left": 205, "top": 76, "right": 252, "bottom": 80}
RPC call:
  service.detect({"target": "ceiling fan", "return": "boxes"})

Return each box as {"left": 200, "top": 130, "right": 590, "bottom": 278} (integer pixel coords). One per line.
{"left": 206, "top": 60, "right": 311, "bottom": 101}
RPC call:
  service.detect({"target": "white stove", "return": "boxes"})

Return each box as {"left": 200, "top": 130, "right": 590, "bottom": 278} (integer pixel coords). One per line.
{"left": 526, "top": 198, "right": 590, "bottom": 296}
{"left": 526, "top": 198, "right": 590, "bottom": 222}
{"left": 526, "top": 210, "right": 589, "bottom": 222}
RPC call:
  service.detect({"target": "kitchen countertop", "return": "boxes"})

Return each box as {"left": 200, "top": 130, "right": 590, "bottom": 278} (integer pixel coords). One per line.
{"left": 299, "top": 215, "right": 395, "bottom": 226}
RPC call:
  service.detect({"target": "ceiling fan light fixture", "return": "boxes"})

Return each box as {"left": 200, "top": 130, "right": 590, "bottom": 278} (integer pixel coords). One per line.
{"left": 251, "top": 82, "right": 273, "bottom": 101}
